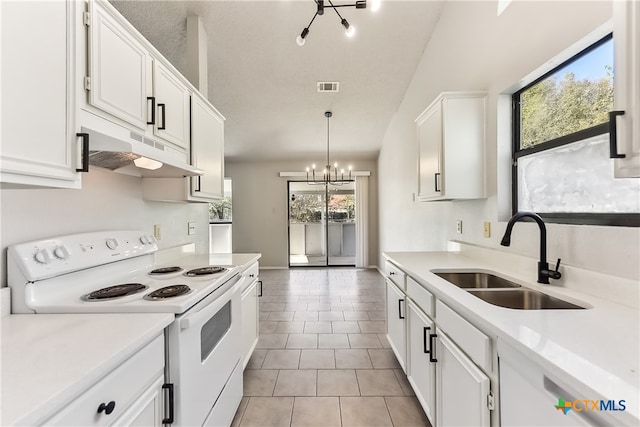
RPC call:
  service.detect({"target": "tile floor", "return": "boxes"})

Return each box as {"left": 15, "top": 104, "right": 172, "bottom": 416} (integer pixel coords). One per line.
{"left": 232, "top": 268, "right": 431, "bottom": 427}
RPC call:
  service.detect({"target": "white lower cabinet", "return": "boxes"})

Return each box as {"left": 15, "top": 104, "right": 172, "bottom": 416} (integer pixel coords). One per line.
{"left": 435, "top": 329, "right": 491, "bottom": 427}
{"left": 386, "top": 279, "right": 407, "bottom": 370}
{"left": 407, "top": 300, "right": 436, "bottom": 425}
{"left": 241, "top": 262, "right": 260, "bottom": 369}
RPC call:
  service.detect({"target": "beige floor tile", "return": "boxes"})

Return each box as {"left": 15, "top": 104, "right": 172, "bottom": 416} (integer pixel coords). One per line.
{"left": 259, "top": 311, "right": 270, "bottom": 321}
{"left": 299, "top": 296, "right": 321, "bottom": 303}
{"left": 317, "top": 369, "right": 360, "bottom": 396}
{"left": 286, "top": 333, "right": 318, "bottom": 349}
{"left": 356, "top": 369, "right": 404, "bottom": 396}
{"left": 268, "top": 311, "right": 295, "bottom": 321}
{"left": 291, "top": 397, "right": 341, "bottom": 427}
{"left": 378, "top": 334, "right": 391, "bottom": 349}
{"left": 335, "top": 349, "right": 373, "bottom": 369}
{"left": 294, "top": 311, "right": 319, "bottom": 321}
{"left": 367, "top": 310, "right": 386, "bottom": 320}
{"left": 243, "top": 370, "right": 278, "bottom": 396}
{"left": 319, "top": 295, "right": 342, "bottom": 303}
{"left": 273, "top": 370, "right": 317, "bottom": 396}
{"left": 299, "top": 349, "right": 336, "bottom": 369}
{"left": 285, "top": 303, "right": 309, "bottom": 311}
{"left": 348, "top": 334, "right": 383, "bottom": 349}
{"left": 340, "top": 396, "right": 393, "bottom": 426}
{"left": 240, "top": 397, "right": 294, "bottom": 426}
{"left": 341, "top": 295, "right": 362, "bottom": 303}
{"left": 319, "top": 311, "right": 344, "bottom": 321}
{"left": 276, "top": 321, "right": 305, "bottom": 333}
{"left": 246, "top": 349, "right": 267, "bottom": 369}
{"left": 352, "top": 302, "right": 378, "bottom": 311}
{"left": 385, "top": 396, "right": 431, "bottom": 426}
{"left": 343, "top": 311, "right": 370, "bottom": 321}
{"left": 231, "top": 396, "right": 249, "bottom": 427}
{"left": 369, "top": 349, "right": 401, "bottom": 369}
{"left": 394, "top": 369, "right": 416, "bottom": 396}
{"left": 304, "top": 321, "right": 332, "bottom": 333}
{"left": 318, "top": 333, "right": 350, "bottom": 349}
{"left": 358, "top": 321, "right": 386, "bottom": 334}
{"left": 260, "top": 302, "right": 286, "bottom": 312}
{"left": 331, "top": 302, "right": 353, "bottom": 311}
{"left": 257, "top": 334, "right": 289, "bottom": 349}
{"left": 332, "top": 321, "right": 361, "bottom": 334}
{"left": 307, "top": 303, "right": 331, "bottom": 311}
{"left": 260, "top": 321, "right": 279, "bottom": 334}
{"left": 262, "top": 349, "right": 301, "bottom": 369}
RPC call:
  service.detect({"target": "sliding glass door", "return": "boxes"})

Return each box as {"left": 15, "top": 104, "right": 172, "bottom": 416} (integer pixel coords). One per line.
{"left": 288, "top": 181, "right": 355, "bottom": 267}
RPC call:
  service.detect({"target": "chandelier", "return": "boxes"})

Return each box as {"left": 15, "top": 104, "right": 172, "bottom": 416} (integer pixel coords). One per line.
{"left": 296, "top": 0, "right": 381, "bottom": 46}
{"left": 306, "top": 111, "right": 353, "bottom": 185}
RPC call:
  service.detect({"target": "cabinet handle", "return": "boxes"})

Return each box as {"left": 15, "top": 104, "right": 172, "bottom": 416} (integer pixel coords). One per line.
{"left": 97, "top": 400, "right": 116, "bottom": 415}
{"left": 434, "top": 173, "right": 441, "bottom": 192}
{"left": 428, "top": 333, "right": 438, "bottom": 362}
{"left": 76, "top": 133, "right": 89, "bottom": 172}
{"left": 398, "top": 299, "right": 405, "bottom": 319}
{"left": 423, "top": 326, "right": 431, "bottom": 354}
{"left": 194, "top": 176, "right": 202, "bottom": 192}
{"left": 609, "top": 110, "right": 626, "bottom": 158}
{"left": 389, "top": 271, "right": 395, "bottom": 276}
{"left": 258, "top": 280, "right": 263, "bottom": 297}
{"left": 147, "top": 96, "right": 156, "bottom": 125}
{"left": 162, "top": 383, "right": 174, "bottom": 424}
{"left": 158, "top": 103, "right": 166, "bottom": 130}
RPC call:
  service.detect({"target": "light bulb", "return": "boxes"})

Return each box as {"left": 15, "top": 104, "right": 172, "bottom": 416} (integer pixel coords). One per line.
{"left": 306, "top": 167, "right": 310, "bottom": 172}
{"left": 312, "top": 164, "right": 316, "bottom": 170}
{"left": 334, "top": 162, "right": 338, "bottom": 168}
{"left": 296, "top": 35, "right": 306, "bottom": 47}
{"left": 133, "top": 156, "right": 162, "bottom": 170}
{"left": 371, "top": 0, "right": 381, "bottom": 12}
{"left": 345, "top": 25, "right": 355, "bottom": 38}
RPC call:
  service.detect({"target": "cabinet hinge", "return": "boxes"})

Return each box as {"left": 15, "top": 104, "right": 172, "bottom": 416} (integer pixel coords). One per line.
{"left": 84, "top": 77, "right": 91, "bottom": 91}
{"left": 487, "top": 391, "right": 495, "bottom": 411}
{"left": 83, "top": 11, "right": 91, "bottom": 27}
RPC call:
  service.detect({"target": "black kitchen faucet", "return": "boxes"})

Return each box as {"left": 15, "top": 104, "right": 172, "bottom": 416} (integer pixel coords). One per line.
{"left": 500, "top": 212, "right": 562, "bottom": 284}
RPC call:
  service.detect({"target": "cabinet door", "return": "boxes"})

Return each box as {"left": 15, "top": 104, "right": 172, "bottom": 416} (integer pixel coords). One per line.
{"left": 436, "top": 329, "right": 490, "bottom": 427}
{"left": 87, "top": 0, "right": 148, "bottom": 130}
{"left": 386, "top": 280, "right": 406, "bottom": 370}
{"left": 407, "top": 301, "right": 436, "bottom": 425}
{"left": 241, "top": 279, "right": 259, "bottom": 369}
{"left": 416, "top": 100, "right": 442, "bottom": 200}
{"left": 191, "top": 94, "right": 225, "bottom": 200}
{"left": 0, "top": 0, "right": 81, "bottom": 188}
{"left": 613, "top": 0, "right": 640, "bottom": 178}
{"left": 112, "top": 376, "right": 164, "bottom": 427}
{"left": 153, "top": 61, "right": 190, "bottom": 149}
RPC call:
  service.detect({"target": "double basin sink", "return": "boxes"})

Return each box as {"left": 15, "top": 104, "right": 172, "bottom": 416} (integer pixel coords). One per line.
{"left": 433, "top": 271, "right": 585, "bottom": 310}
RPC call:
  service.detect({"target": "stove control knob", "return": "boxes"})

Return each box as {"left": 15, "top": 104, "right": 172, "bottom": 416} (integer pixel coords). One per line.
{"left": 146, "top": 235, "right": 156, "bottom": 244}
{"left": 54, "top": 245, "right": 71, "bottom": 260}
{"left": 105, "top": 238, "right": 119, "bottom": 250}
{"left": 34, "top": 249, "right": 53, "bottom": 264}
{"left": 139, "top": 236, "right": 148, "bottom": 245}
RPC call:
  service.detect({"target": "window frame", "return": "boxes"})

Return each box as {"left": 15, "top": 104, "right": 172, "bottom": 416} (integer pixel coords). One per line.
{"left": 511, "top": 33, "right": 640, "bottom": 227}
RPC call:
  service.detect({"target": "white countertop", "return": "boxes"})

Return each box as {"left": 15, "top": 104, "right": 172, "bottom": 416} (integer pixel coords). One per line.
{"left": 384, "top": 251, "right": 640, "bottom": 425}
{"left": 0, "top": 313, "right": 173, "bottom": 426}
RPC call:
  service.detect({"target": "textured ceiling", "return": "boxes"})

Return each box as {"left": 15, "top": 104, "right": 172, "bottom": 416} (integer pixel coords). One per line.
{"left": 110, "top": 0, "right": 444, "bottom": 162}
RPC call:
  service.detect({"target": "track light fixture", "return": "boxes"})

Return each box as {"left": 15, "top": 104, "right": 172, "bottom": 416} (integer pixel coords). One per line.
{"left": 296, "top": 0, "right": 380, "bottom": 46}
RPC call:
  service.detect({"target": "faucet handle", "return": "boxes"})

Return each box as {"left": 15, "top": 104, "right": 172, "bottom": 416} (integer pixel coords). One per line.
{"left": 551, "top": 258, "right": 562, "bottom": 280}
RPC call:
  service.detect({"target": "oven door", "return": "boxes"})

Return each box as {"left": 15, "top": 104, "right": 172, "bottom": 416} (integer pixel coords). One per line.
{"left": 166, "top": 274, "right": 245, "bottom": 426}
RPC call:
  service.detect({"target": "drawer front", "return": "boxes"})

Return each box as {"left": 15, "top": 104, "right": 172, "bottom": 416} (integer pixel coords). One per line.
{"left": 46, "top": 334, "right": 165, "bottom": 426}
{"left": 436, "top": 300, "right": 491, "bottom": 371}
{"left": 385, "top": 261, "right": 406, "bottom": 291}
{"left": 407, "top": 276, "right": 434, "bottom": 318}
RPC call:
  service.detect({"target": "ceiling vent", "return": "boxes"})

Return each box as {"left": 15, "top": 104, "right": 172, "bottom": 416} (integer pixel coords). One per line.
{"left": 317, "top": 82, "right": 339, "bottom": 93}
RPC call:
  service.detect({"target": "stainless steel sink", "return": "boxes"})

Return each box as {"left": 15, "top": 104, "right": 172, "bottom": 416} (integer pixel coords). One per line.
{"left": 466, "top": 289, "right": 585, "bottom": 310}
{"left": 433, "top": 271, "right": 521, "bottom": 289}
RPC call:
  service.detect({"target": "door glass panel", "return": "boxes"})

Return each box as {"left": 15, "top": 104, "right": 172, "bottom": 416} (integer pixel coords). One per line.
{"left": 200, "top": 301, "right": 231, "bottom": 361}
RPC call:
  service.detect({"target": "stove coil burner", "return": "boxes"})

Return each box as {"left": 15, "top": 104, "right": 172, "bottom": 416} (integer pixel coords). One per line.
{"left": 144, "top": 285, "right": 192, "bottom": 301}
{"left": 184, "top": 266, "right": 227, "bottom": 277}
{"left": 149, "top": 266, "right": 184, "bottom": 275}
{"left": 82, "top": 283, "right": 148, "bottom": 301}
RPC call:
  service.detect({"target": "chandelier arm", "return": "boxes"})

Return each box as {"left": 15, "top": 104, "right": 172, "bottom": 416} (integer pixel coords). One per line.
{"left": 306, "top": 11, "right": 319, "bottom": 30}
{"left": 327, "top": 0, "right": 346, "bottom": 21}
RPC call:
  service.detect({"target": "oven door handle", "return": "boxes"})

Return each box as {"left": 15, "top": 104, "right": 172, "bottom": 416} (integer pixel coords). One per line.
{"left": 179, "top": 274, "right": 244, "bottom": 330}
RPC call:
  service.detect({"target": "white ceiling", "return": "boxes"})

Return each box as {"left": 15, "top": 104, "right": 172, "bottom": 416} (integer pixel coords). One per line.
{"left": 110, "top": 0, "right": 444, "bottom": 162}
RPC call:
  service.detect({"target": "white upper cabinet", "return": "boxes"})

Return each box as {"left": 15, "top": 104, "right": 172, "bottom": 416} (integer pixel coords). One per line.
{"left": 612, "top": 0, "right": 640, "bottom": 178}
{"left": 1, "top": 0, "right": 83, "bottom": 189}
{"left": 87, "top": 0, "right": 149, "bottom": 131}
{"left": 416, "top": 92, "right": 487, "bottom": 201}
{"left": 152, "top": 61, "right": 191, "bottom": 150}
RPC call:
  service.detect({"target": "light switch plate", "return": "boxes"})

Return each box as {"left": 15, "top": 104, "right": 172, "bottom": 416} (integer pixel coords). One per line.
{"left": 456, "top": 220, "right": 463, "bottom": 234}
{"left": 188, "top": 222, "right": 196, "bottom": 235}
{"left": 153, "top": 224, "right": 161, "bottom": 240}
{"left": 483, "top": 221, "right": 491, "bottom": 238}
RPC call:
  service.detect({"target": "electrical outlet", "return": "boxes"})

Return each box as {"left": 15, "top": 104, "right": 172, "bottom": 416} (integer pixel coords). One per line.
{"left": 456, "top": 220, "right": 463, "bottom": 234}
{"left": 483, "top": 221, "right": 491, "bottom": 238}
{"left": 187, "top": 222, "right": 196, "bottom": 235}
{"left": 153, "top": 224, "right": 161, "bottom": 240}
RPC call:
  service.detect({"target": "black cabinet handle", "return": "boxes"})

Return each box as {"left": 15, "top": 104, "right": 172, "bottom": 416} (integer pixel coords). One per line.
{"left": 158, "top": 103, "right": 166, "bottom": 130}
{"left": 194, "top": 176, "right": 201, "bottom": 192}
{"left": 398, "top": 299, "right": 405, "bottom": 319}
{"left": 97, "top": 400, "right": 115, "bottom": 415}
{"left": 389, "top": 271, "right": 395, "bottom": 276}
{"left": 429, "top": 333, "right": 438, "bottom": 363}
{"left": 162, "top": 383, "right": 174, "bottom": 424}
{"left": 76, "top": 133, "right": 89, "bottom": 172}
{"left": 147, "top": 97, "right": 156, "bottom": 125}
{"left": 249, "top": 273, "right": 255, "bottom": 278}
{"left": 609, "top": 110, "right": 626, "bottom": 158}
{"left": 434, "top": 173, "right": 441, "bottom": 192}
{"left": 258, "top": 280, "right": 263, "bottom": 297}
{"left": 423, "top": 326, "right": 431, "bottom": 354}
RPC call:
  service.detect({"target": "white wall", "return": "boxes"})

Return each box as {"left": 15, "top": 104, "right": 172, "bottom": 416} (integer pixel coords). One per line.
{"left": 226, "top": 159, "right": 378, "bottom": 268}
{"left": 378, "top": 0, "right": 640, "bottom": 281}
{"left": 0, "top": 168, "right": 209, "bottom": 286}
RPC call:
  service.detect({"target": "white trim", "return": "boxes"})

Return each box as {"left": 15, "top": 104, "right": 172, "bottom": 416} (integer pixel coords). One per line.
{"left": 355, "top": 176, "right": 369, "bottom": 268}
{"left": 279, "top": 171, "right": 370, "bottom": 178}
